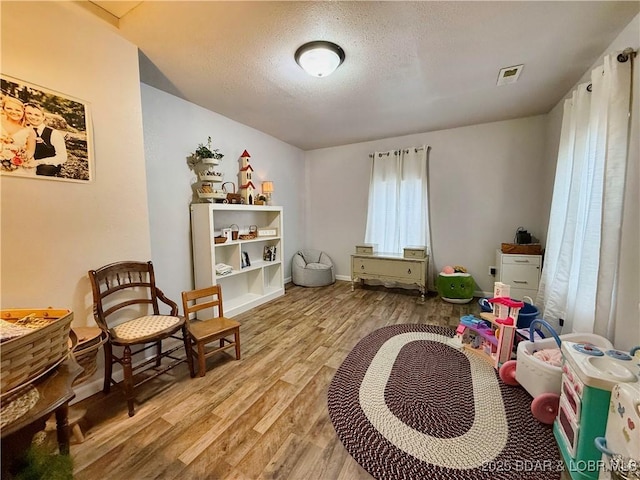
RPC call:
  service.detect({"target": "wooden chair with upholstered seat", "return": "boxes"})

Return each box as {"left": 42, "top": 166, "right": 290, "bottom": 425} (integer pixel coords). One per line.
{"left": 181, "top": 285, "right": 241, "bottom": 378}
{"left": 88, "top": 260, "right": 190, "bottom": 417}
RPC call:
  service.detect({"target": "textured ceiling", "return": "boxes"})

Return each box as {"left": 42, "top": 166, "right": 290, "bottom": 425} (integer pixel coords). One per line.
{"left": 89, "top": 1, "right": 639, "bottom": 150}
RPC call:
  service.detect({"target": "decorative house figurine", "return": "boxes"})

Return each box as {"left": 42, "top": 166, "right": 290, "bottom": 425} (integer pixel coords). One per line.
{"left": 238, "top": 150, "right": 256, "bottom": 205}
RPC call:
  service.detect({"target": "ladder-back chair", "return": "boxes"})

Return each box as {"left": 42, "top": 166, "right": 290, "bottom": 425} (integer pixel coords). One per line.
{"left": 181, "top": 285, "right": 241, "bottom": 378}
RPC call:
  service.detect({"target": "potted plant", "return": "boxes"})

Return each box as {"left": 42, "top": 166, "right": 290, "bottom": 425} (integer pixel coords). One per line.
{"left": 187, "top": 136, "right": 224, "bottom": 168}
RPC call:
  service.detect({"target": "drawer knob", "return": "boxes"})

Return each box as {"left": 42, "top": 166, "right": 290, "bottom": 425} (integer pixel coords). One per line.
{"left": 514, "top": 260, "right": 530, "bottom": 263}
{"left": 361, "top": 265, "right": 365, "bottom": 270}
{"left": 513, "top": 280, "right": 528, "bottom": 284}
{"left": 407, "top": 268, "right": 411, "bottom": 274}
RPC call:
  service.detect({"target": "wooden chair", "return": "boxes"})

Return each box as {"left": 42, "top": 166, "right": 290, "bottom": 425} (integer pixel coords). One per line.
{"left": 181, "top": 285, "right": 241, "bottom": 377}
{"left": 88, "top": 261, "right": 189, "bottom": 417}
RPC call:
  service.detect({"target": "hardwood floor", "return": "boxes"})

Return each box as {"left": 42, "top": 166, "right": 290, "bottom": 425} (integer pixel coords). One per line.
{"left": 68, "top": 281, "right": 477, "bottom": 479}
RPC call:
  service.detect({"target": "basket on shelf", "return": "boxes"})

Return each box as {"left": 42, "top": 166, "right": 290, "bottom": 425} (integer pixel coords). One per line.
{"left": 238, "top": 224, "right": 258, "bottom": 240}
{"left": 214, "top": 236, "right": 227, "bottom": 244}
{"left": 223, "top": 182, "right": 243, "bottom": 204}
{"left": 0, "top": 308, "right": 74, "bottom": 397}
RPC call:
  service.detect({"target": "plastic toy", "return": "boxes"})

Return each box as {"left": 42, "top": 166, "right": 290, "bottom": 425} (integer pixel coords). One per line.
{"left": 453, "top": 296, "right": 521, "bottom": 369}
{"left": 487, "top": 296, "right": 524, "bottom": 326}
{"left": 480, "top": 295, "right": 539, "bottom": 328}
{"left": 454, "top": 283, "right": 524, "bottom": 369}
{"left": 498, "top": 319, "right": 614, "bottom": 424}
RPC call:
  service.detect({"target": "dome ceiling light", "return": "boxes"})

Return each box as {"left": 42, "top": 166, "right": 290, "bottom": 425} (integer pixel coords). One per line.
{"left": 294, "top": 41, "right": 345, "bottom": 78}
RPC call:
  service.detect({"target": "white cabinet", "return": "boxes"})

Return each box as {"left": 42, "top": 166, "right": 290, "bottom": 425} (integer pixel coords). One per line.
{"left": 495, "top": 249, "right": 542, "bottom": 300}
{"left": 190, "top": 204, "right": 284, "bottom": 317}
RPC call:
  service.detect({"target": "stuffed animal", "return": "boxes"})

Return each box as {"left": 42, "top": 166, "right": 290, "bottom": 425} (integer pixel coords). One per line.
{"left": 442, "top": 265, "right": 467, "bottom": 274}
{"left": 437, "top": 266, "right": 475, "bottom": 304}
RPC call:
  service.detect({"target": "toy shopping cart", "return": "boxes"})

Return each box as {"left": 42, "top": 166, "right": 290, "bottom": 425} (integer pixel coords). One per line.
{"left": 499, "top": 319, "right": 613, "bottom": 424}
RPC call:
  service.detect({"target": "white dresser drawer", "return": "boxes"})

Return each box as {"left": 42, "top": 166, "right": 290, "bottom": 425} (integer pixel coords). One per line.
{"left": 508, "top": 287, "right": 538, "bottom": 301}
{"left": 501, "top": 264, "right": 540, "bottom": 290}
{"left": 353, "top": 257, "right": 423, "bottom": 281}
{"left": 403, "top": 246, "right": 427, "bottom": 259}
{"left": 356, "top": 244, "right": 377, "bottom": 255}
{"left": 501, "top": 255, "right": 541, "bottom": 267}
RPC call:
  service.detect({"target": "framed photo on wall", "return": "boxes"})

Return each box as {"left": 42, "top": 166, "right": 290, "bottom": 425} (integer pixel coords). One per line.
{"left": 1, "top": 74, "right": 93, "bottom": 182}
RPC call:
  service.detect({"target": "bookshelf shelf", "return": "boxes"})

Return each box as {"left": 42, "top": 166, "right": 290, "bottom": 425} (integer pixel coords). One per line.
{"left": 190, "top": 204, "right": 284, "bottom": 317}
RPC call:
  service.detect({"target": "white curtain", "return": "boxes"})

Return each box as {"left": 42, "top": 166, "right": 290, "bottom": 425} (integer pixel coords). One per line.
{"left": 537, "top": 52, "right": 632, "bottom": 337}
{"left": 364, "top": 146, "right": 435, "bottom": 288}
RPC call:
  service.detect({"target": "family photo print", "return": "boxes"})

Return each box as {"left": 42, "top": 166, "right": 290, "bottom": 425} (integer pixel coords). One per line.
{"left": 1, "top": 74, "right": 93, "bottom": 182}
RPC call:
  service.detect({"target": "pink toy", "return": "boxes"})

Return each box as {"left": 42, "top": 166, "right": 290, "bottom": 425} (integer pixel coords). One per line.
{"left": 487, "top": 296, "right": 524, "bottom": 326}
{"left": 453, "top": 284, "right": 523, "bottom": 370}
{"left": 442, "top": 265, "right": 455, "bottom": 274}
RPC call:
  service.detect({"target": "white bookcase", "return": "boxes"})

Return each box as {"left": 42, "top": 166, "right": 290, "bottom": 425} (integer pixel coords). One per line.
{"left": 190, "top": 203, "right": 284, "bottom": 317}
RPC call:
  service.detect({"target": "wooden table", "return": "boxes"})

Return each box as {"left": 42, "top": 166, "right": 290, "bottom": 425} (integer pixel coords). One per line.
{"left": 1, "top": 357, "right": 82, "bottom": 476}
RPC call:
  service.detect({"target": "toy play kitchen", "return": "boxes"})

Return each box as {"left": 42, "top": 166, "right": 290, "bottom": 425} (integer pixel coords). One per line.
{"left": 554, "top": 341, "right": 640, "bottom": 480}
{"left": 595, "top": 379, "right": 640, "bottom": 480}
{"left": 499, "top": 319, "right": 614, "bottom": 425}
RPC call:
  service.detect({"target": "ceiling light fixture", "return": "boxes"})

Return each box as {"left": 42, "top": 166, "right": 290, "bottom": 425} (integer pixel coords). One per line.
{"left": 295, "top": 41, "right": 345, "bottom": 78}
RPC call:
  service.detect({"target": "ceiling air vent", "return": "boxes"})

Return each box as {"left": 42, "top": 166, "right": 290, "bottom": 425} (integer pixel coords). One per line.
{"left": 497, "top": 64, "right": 524, "bottom": 86}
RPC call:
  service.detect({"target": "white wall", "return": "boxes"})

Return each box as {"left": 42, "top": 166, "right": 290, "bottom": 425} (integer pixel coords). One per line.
{"left": 141, "top": 84, "right": 306, "bottom": 302}
{"left": 542, "top": 14, "right": 639, "bottom": 349}
{"left": 1, "top": 2, "right": 150, "bottom": 326}
{"left": 304, "top": 115, "right": 547, "bottom": 296}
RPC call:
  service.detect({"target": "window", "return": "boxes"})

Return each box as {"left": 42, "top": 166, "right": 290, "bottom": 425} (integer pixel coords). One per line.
{"left": 365, "top": 147, "right": 430, "bottom": 255}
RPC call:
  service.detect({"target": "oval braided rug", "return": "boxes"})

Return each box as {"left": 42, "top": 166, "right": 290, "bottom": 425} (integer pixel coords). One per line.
{"left": 328, "top": 324, "right": 562, "bottom": 480}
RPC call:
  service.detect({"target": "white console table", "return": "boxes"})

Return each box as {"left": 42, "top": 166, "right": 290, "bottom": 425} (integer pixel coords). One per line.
{"left": 351, "top": 252, "right": 428, "bottom": 301}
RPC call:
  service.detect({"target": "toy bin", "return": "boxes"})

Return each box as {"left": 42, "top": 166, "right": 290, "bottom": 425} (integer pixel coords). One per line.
{"left": 499, "top": 319, "right": 613, "bottom": 424}
{"left": 516, "top": 296, "right": 539, "bottom": 329}
{"left": 478, "top": 298, "right": 493, "bottom": 312}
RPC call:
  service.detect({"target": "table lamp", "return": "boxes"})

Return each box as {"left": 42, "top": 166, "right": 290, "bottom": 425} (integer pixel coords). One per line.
{"left": 262, "top": 181, "right": 274, "bottom": 205}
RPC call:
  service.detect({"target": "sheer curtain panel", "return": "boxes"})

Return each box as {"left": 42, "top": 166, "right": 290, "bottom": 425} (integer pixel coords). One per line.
{"left": 364, "top": 146, "right": 434, "bottom": 289}
{"left": 537, "top": 51, "right": 633, "bottom": 338}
